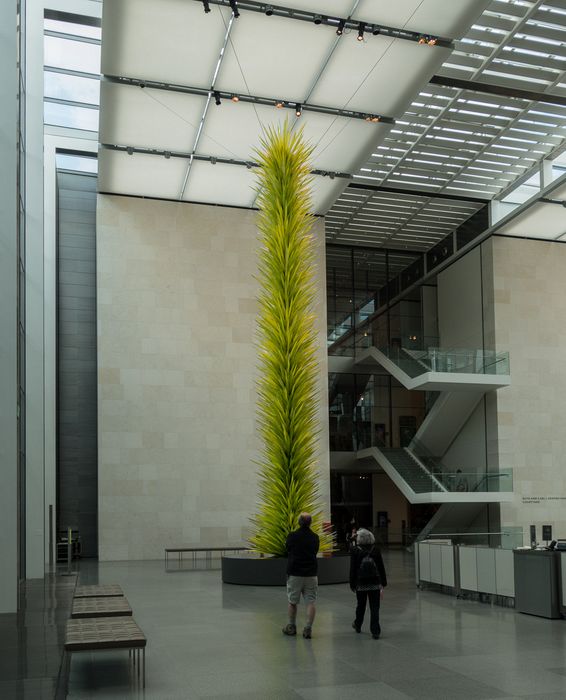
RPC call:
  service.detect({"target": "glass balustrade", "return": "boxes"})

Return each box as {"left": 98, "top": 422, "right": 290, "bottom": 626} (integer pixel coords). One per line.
{"left": 378, "top": 344, "right": 510, "bottom": 376}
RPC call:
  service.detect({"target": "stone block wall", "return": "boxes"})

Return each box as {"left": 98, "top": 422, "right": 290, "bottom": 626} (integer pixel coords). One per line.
{"left": 97, "top": 195, "right": 329, "bottom": 560}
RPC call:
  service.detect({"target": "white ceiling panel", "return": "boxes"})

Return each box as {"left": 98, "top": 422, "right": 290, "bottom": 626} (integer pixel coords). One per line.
{"left": 549, "top": 182, "right": 566, "bottom": 201}
{"left": 497, "top": 202, "right": 566, "bottom": 240}
{"left": 183, "top": 161, "right": 258, "bottom": 208}
{"left": 215, "top": 13, "right": 335, "bottom": 98}
{"left": 101, "top": 0, "right": 230, "bottom": 87}
{"left": 309, "top": 38, "right": 450, "bottom": 116}
{"left": 310, "top": 176, "right": 349, "bottom": 215}
{"left": 272, "top": 1, "right": 353, "bottom": 16}
{"left": 198, "top": 101, "right": 390, "bottom": 173}
{"left": 100, "top": 82, "right": 205, "bottom": 152}
{"left": 356, "top": 0, "right": 491, "bottom": 40}
{"left": 98, "top": 150, "right": 188, "bottom": 200}
{"left": 197, "top": 101, "right": 287, "bottom": 161}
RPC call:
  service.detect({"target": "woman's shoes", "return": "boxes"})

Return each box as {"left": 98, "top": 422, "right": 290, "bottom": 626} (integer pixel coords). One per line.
{"left": 352, "top": 622, "right": 361, "bottom": 633}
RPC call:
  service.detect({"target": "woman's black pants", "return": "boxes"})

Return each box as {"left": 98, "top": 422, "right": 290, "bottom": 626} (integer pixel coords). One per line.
{"left": 355, "top": 589, "right": 381, "bottom": 636}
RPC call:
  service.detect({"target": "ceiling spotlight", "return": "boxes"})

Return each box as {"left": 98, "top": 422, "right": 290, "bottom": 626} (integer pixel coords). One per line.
{"left": 418, "top": 35, "right": 427, "bottom": 45}
{"left": 372, "top": 25, "right": 381, "bottom": 36}
{"left": 313, "top": 14, "right": 322, "bottom": 25}
{"left": 164, "top": 151, "right": 171, "bottom": 159}
{"left": 371, "top": 116, "right": 380, "bottom": 123}
{"left": 357, "top": 22, "right": 365, "bottom": 41}
{"left": 336, "top": 19, "right": 345, "bottom": 36}
{"left": 428, "top": 36, "right": 438, "bottom": 46}
{"left": 202, "top": 0, "right": 211, "bottom": 13}
{"left": 245, "top": 162, "right": 253, "bottom": 170}
{"left": 231, "top": 94, "right": 240, "bottom": 102}
{"left": 364, "top": 115, "right": 372, "bottom": 122}
{"left": 295, "top": 103, "right": 302, "bottom": 117}
{"left": 126, "top": 147, "right": 134, "bottom": 155}
{"left": 229, "top": 0, "right": 240, "bottom": 18}
{"left": 329, "top": 172, "right": 335, "bottom": 180}
{"left": 275, "top": 100, "right": 284, "bottom": 109}
{"left": 210, "top": 156, "right": 217, "bottom": 165}
{"left": 213, "top": 91, "right": 221, "bottom": 105}
{"left": 265, "top": 5, "right": 274, "bottom": 15}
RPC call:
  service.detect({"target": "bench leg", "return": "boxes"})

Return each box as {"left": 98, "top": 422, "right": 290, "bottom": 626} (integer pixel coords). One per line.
{"left": 143, "top": 647, "right": 146, "bottom": 688}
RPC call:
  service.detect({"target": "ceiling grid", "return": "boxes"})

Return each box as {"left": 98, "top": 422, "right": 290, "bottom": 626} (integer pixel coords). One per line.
{"left": 327, "top": 0, "right": 566, "bottom": 249}
{"left": 98, "top": 0, "right": 490, "bottom": 213}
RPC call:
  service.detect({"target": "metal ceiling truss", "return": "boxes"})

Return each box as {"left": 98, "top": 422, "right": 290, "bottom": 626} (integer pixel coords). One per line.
{"left": 195, "top": 0, "right": 453, "bottom": 48}
{"left": 101, "top": 143, "right": 353, "bottom": 180}
{"left": 103, "top": 75, "right": 394, "bottom": 124}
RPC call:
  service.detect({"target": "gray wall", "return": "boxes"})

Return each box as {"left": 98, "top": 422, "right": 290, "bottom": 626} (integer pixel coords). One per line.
{"left": 57, "top": 171, "right": 98, "bottom": 557}
{"left": 0, "top": 0, "right": 19, "bottom": 612}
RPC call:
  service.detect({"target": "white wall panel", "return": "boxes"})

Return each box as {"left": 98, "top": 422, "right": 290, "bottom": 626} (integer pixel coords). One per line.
{"left": 459, "top": 547, "right": 478, "bottom": 591}
{"left": 495, "top": 549, "right": 514, "bottom": 598}
{"left": 476, "top": 547, "right": 497, "bottom": 595}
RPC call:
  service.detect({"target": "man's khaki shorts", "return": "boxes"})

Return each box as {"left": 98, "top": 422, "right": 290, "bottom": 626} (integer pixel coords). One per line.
{"left": 286, "top": 575, "right": 318, "bottom": 605}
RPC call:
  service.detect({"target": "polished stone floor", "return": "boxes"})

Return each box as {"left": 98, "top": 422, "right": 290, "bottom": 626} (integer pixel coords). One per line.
{"left": 0, "top": 572, "right": 76, "bottom": 700}
{"left": 65, "top": 551, "right": 566, "bottom": 700}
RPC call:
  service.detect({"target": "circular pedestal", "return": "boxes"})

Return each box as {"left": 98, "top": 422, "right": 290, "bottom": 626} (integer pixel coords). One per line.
{"left": 221, "top": 552, "right": 349, "bottom": 586}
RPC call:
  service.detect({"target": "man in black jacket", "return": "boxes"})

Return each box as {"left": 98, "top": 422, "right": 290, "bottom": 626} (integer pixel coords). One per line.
{"left": 283, "top": 513, "right": 319, "bottom": 639}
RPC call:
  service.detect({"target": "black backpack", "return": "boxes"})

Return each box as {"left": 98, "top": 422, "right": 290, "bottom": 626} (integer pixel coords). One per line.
{"left": 358, "top": 548, "right": 379, "bottom": 583}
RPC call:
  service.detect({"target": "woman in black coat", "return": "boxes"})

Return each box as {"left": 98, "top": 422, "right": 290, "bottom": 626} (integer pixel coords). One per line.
{"left": 349, "top": 528, "right": 387, "bottom": 639}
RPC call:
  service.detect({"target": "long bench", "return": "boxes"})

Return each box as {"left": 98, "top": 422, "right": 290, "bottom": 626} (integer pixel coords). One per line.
{"left": 71, "top": 595, "right": 132, "bottom": 619}
{"left": 74, "top": 583, "right": 124, "bottom": 598}
{"left": 64, "top": 616, "right": 146, "bottom": 688}
{"left": 165, "top": 546, "right": 249, "bottom": 570}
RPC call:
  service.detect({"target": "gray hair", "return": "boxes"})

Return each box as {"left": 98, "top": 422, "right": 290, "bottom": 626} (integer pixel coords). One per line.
{"left": 298, "top": 512, "right": 312, "bottom": 527}
{"left": 356, "top": 528, "right": 375, "bottom": 546}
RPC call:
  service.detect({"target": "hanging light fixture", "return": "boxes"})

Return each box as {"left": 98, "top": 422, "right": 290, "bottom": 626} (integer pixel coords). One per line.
{"left": 357, "top": 22, "right": 365, "bottom": 41}
{"left": 295, "top": 103, "right": 302, "bottom": 117}
{"left": 336, "top": 19, "right": 345, "bottom": 36}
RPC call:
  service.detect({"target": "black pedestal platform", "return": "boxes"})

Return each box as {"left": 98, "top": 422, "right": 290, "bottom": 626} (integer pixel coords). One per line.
{"left": 221, "top": 553, "right": 350, "bottom": 586}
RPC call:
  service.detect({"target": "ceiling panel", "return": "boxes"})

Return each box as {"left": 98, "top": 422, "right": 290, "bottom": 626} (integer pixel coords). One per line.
{"left": 496, "top": 201, "right": 566, "bottom": 239}
{"left": 98, "top": 149, "right": 188, "bottom": 200}
{"left": 356, "top": 0, "right": 491, "bottom": 39}
{"left": 101, "top": 0, "right": 230, "bottom": 87}
{"left": 182, "top": 160, "right": 258, "bottom": 207}
{"left": 309, "top": 39, "right": 451, "bottom": 116}
{"left": 100, "top": 81, "right": 205, "bottom": 152}
{"left": 214, "top": 13, "right": 335, "bottom": 98}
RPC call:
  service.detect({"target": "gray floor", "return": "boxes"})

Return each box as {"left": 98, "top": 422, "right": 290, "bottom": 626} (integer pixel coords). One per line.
{"left": 67, "top": 551, "right": 566, "bottom": 700}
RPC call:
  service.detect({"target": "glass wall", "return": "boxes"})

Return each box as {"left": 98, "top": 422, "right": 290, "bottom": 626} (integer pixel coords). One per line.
{"left": 329, "top": 372, "right": 426, "bottom": 452}
{"left": 327, "top": 244, "right": 426, "bottom": 357}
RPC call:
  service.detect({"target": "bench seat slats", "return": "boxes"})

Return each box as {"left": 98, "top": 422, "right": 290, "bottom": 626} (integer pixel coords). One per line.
{"left": 71, "top": 596, "right": 132, "bottom": 619}
{"left": 65, "top": 617, "right": 146, "bottom": 651}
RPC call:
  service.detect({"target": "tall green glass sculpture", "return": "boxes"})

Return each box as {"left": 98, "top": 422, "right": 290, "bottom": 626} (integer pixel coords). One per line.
{"left": 249, "top": 123, "right": 333, "bottom": 556}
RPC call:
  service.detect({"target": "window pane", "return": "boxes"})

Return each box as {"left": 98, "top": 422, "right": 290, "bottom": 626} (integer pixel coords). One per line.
{"left": 44, "top": 70, "right": 100, "bottom": 105}
{"left": 44, "top": 35, "right": 100, "bottom": 74}
{"left": 44, "top": 102, "right": 99, "bottom": 131}
{"left": 45, "top": 19, "right": 101, "bottom": 40}
{"left": 56, "top": 153, "right": 98, "bottom": 173}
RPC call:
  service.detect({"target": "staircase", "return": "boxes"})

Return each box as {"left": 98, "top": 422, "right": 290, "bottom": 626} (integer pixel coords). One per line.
{"left": 379, "top": 448, "right": 443, "bottom": 494}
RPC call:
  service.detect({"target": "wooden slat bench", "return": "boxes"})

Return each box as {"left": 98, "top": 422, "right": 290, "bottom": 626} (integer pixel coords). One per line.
{"left": 65, "top": 616, "right": 147, "bottom": 688}
{"left": 71, "top": 595, "right": 132, "bottom": 619}
{"left": 74, "top": 583, "right": 124, "bottom": 598}
{"left": 164, "top": 546, "right": 249, "bottom": 570}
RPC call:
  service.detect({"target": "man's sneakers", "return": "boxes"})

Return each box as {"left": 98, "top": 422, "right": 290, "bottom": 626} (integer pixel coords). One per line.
{"left": 282, "top": 623, "right": 296, "bottom": 636}
{"left": 302, "top": 627, "right": 312, "bottom": 639}
{"left": 352, "top": 621, "right": 361, "bottom": 633}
